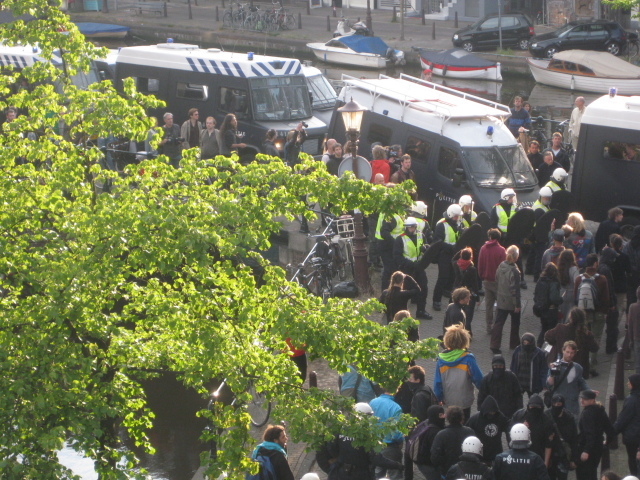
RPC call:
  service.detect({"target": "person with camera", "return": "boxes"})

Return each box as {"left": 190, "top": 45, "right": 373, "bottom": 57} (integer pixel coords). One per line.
{"left": 546, "top": 340, "right": 590, "bottom": 417}
{"left": 284, "top": 122, "right": 307, "bottom": 168}
{"left": 159, "top": 112, "right": 183, "bottom": 168}
{"left": 545, "top": 393, "right": 578, "bottom": 480}
{"left": 387, "top": 145, "right": 403, "bottom": 176}
{"left": 390, "top": 154, "right": 415, "bottom": 185}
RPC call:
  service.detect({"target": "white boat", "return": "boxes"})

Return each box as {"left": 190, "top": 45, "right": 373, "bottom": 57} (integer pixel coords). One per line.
{"left": 416, "top": 47, "right": 502, "bottom": 81}
{"left": 527, "top": 50, "right": 640, "bottom": 95}
{"left": 307, "top": 35, "right": 405, "bottom": 69}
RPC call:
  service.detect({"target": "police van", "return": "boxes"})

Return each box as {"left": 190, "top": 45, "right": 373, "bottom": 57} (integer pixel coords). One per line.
{"left": 114, "top": 43, "right": 327, "bottom": 156}
{"left": 328, "top": 73, "right": 540, "bottom": 219}
{"left": 571, "top": 93, "right": 640, "bottom": 226}
{"left": 0, "top": 44, "right": 100, "bottom": 95}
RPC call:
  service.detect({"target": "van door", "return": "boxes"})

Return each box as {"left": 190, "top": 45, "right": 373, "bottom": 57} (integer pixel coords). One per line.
{"left": 432, "top": 141, "right": 467, "bottom": 221}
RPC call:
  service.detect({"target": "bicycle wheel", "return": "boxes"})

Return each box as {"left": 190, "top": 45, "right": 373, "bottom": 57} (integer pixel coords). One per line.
{"left": 247, "top": 382, "right": 271, "bottom": 428}
{"left": 628, "top": 41, "right": 640, "bottom": 58}
{"left": 244, "top": 13, "right": 257, "bottom": 30}
{"left": 222, "top": 11, "right": 233, "bottom": 27}
{"left": 283, "top": 13, "right": 296, "bottom": 30}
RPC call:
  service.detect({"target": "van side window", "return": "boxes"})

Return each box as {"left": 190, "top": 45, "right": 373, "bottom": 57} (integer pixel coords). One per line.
{"left": 132, "top": 76, "right": 160, "bottom": 93}
{"left": 603, "top": 141, "right": 640, "bottom": 162}
{"left": 366, "top": 123, "right": 393, "bottom": 146}
{"left": 437, "top": 146, "right": 460, "bottom": 179}
{"left": 219, "top": 87, "right": 249, "bottom": 118}
{"left": 176, "top": 82, "right": 208, "bottom": 101}
{"left": 405, "top": 135, "right": 432, "bottom": 163}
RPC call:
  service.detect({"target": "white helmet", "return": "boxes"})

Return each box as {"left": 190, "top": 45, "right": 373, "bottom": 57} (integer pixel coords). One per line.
{"left": 354, "top": 402, "right": 373, "bottom": 415}
{"left": 622, "top": 477, "right": 640, "bottom": 480}
{"left": 509, "top": 423, "right": 531, "bottom": 448}
{"left": 459, "top": 195, "right": 473, "bottom": 207}
{"left": 552, "top": 168, "right": 568, "bottom": 182}
{"left": 301, "top": 474, "right": 320, "bottom": 480}
{"left": 501, "top": 188, "right": 516, "bottom": 200}
{"left": 404, "top": 217, "right": 418, "bottom": 227}
{"left": 461, "top": 436, "right": 483, "bottom": 456}
{"left": 539, "top": 186, "right": 553, "bottom": 198}
{"left": 412, "top": 201, "right": 428, "bottom": 216}
{"left": 446, "top": 204, "right": 463, "bottom": 219}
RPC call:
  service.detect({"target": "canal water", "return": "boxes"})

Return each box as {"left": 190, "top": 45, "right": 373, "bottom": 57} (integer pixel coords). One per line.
{"left": 60, "top": 42, "right": 591, "bottom": 479}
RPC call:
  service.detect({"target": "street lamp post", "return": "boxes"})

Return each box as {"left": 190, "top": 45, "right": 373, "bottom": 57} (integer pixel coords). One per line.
{"left": 337, "top": 98, "right": 371, "bottom": 294}
{"left": 366, "top": 0, "right": 373, "bottom": 35}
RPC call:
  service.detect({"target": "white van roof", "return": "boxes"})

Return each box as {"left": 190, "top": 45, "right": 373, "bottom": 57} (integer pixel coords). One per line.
{"left": 116, "top": 44, "right": 303, "bottom": 78}
{"left": 0, "top": 44, "right": 64, "bottom": 68}
{"left": 581, "top": 94, "right": 640, "bottom": 131}
{"left": 339, "top": 73, "right": 515, "bottom": 147}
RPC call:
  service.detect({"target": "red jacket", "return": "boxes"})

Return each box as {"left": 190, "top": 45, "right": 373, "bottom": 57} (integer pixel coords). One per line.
{"left": 370, "top": 159, "right": 390, "bottom": 183}
{"left": 478, "top": 240, "right": 506, "bottom": 282}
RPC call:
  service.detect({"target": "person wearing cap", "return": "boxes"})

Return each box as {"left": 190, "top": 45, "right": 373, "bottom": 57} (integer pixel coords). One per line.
{"left": 432, "top": 204, "right": 462, "bottom": 312}
{"left": 493, "top": 423, "right": 550, "bottom": 480}
{"left": 477, "top": 354, "right": 523, "bottom": 420}
{"left": 545, "top": 393, "right": 578, "bottom": 480}
{"left": 536, "top": 151, "right": 562, "bottom": 188}
{"left": 421, "top": 68, "right": 433, "bottom": 82}
{"left": 393, "top": 217, "right": 432, "bottom": 320}
{"left": 444, "top": 436, "right": 493, "bottom": 480}
{"left": 466, "top": 395, "right": 509, "bottom": 463}
{"left": 577, "top": 389, "right": 615, "bottom": 480}
{"left": 547, "top": 340, "right": 589, "bottom": 417}
{"left": 613, "top": 374, "right": 640, "bottom": 476}
{"left": 541, "top": 229, "right": 567, "bottom": 268}
{"left": 325, "top": 402, "right": 404, "bottom": 480}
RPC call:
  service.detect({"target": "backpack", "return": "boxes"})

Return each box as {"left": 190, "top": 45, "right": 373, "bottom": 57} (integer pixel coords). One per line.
{"left": 575, "top": 273, "right": 600, "bottom": 311}
{"left": 532, "top": 278, "right": 550, "bottom": 317}
{"left": 246, "top": 453, "right": 276, "bottom": 480}
{"left": 406, "top": 419, "right": 432, "bottom": 463}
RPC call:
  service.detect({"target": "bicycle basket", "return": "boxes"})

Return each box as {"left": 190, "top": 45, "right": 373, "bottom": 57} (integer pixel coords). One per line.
{"left": 336, "top": 216, "right": 355, "bottom": 238}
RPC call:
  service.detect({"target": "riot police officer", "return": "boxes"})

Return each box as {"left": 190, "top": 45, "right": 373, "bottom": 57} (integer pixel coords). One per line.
{"left": 432, "top": 204, "right": 462, "bottom": 311}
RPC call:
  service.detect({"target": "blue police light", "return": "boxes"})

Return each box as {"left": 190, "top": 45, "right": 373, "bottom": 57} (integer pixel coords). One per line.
{"left": 486, "top": 126, "right": 494, "bottom": 137}
{"left": 609, "top": 87, "right": 617, "bottom": 98}
{"left": 167, "top": 38, "right": 174, "bottom": 43}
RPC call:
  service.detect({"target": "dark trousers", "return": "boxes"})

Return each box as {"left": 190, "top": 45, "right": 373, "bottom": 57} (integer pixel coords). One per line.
{"left": 491, "top": 308, "right": 521, "bottom": 351}
{"left": 575, "top": 450, "right": 601, "bottom": 480}
{"left": 380, "top": 247, "right": 397, "bottom": 292}
{"left": 433, "top": 253, "right": 453, "bottom": 303}
{"left": 625, "top": 442, "right": 639, "bottom": 475}
{"left": 537, "top": 309, "right": 559, "bottom": 347}
{"left": 462, "top": 297, "right": 477, "bottom": 334}
{"left": 402, "top": 267, "right": 428, "bottom": 312}
{"left": 291, "top": 353, "right": 307, "bottom": 383}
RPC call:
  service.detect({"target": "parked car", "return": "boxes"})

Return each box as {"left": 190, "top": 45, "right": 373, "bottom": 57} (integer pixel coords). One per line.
{"left": 452, "top": 13, "right": 535, "bottom": 52}
{"left": 529, "top": 20, "right": 636, "bottom": 58}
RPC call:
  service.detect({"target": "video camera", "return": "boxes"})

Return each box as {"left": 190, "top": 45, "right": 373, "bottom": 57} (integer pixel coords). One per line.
{"left": 164, "top": 135, "right": 185, "bottom": 146}
{"left": 549, "top": 360, "right": 568, "bottom": 377}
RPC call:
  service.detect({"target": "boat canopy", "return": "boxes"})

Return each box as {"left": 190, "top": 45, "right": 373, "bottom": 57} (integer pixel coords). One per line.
{"left": 553, "top": 50, "right": 640, "bottom": 79}
{"left": 75, "top": 22, "right": 130, "bottom": 35}
{"left": 416, "top": 47, "right": 497, "bottom": 68}
{"left": 336, "top": 35, "right": 391, "bottom": 56}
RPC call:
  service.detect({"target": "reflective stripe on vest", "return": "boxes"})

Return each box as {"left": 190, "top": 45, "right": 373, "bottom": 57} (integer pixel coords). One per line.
{"left": 400, "top": 233, "right": 424, "bottom": 261}
{"left": 437, "top": 218, "right": 458, "bottom": 245}
{"left": 544, "top": 181, "right": 562, "bottom": 193}
{"left": 461, "top": 211, "right": 477, "bottom": 229}
{"left": 495, "top": 204, "right": 515, "bottom": 233}
{"left": 532, "top": 200, "right": 549, "bottom": 214}
{"left": 375, "top": 214, "right": 404, "bottom": 240}
{"left": 416, "top": 218, "right": 427, "bottom": 236}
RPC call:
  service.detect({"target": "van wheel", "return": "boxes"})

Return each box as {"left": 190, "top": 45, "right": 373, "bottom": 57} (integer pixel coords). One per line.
{"left": 462, "top": 41, "right": 474, "bottom": 52}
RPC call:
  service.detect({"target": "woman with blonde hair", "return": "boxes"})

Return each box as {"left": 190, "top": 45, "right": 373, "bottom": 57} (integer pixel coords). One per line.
{"left": 564, "top": 212, "right": 595, "bottom": 269}
{"left": 433, "top": 323, "right": 483, "bottom": 420}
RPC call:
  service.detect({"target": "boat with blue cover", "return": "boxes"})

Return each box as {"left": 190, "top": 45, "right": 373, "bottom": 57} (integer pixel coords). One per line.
{"left": 307, "top": 35, "right": 405, "bottom": 69}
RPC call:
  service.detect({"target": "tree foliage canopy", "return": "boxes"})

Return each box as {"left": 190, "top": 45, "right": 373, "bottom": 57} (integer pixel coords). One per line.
{"left": 0, "top": 2, "right": 438, "bottom": 478}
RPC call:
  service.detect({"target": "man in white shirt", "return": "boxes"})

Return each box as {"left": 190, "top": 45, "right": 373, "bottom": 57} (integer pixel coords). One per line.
{"left": 568, "top": 96, "right": 585, "bottom": 153}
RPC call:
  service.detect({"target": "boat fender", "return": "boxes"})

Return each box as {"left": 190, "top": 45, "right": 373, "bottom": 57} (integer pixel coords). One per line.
{"left": 386, "top": 47, "right": 394, "bottom": 60}
{"left": 442, "top": 65, "right": 448, "bottom": 76}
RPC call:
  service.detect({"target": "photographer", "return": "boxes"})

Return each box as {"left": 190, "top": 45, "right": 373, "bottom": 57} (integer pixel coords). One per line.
{"left": 284, "top": 122, "right": 307, "bottom": 168}
{"left": 547, "top": 341, "right": 590, "bottom": 417}
{"left": 159, "top": 112, "right": 183, "bottom": 168}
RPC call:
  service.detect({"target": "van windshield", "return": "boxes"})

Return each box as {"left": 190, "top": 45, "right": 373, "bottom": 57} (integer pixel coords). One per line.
{"left": 463, "top": 145, "right": 537, "bottom": 187}
{"left": 306, "top": 74, "right": 337, "bottom": 110}
{"left": 250, "top": 76, "right": 312, "bottom": 121}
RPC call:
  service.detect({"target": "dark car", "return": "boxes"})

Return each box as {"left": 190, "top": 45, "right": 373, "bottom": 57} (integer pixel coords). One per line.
{"left": 452, "top": 13, "right": 535, "bottom": 52}
{"left": 529, "top": 20, "right": 634, "bottom": 58}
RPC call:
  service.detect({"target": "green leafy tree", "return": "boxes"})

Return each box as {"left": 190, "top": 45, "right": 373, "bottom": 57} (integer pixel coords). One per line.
{"left": 0, "top": 2, "right": 438, "bottom": 478}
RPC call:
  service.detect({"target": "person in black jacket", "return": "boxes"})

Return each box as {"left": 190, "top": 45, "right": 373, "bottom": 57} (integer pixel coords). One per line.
{"left": 466, "top": 395, "right": 509, "bottom": 464}
{"left": 594, "top": 207, "right": 623, "bottom": 253}
{"left": 613, "top": 374, "right": 640, "bottom": 475}
{"left": 442, "top": 287, "right": 470, "bottom": 334}
{"left": 533, "top": 262, "right": 563, "bottom": 347}
{"left": 477, "top": 354, "right": 523, "bottom": 420}
{"left": 510, "top": 393, "right": 555, "bottom": 469}
{"left": 380, "top": 272, "right": 421, "bottom": 326}
{"left": 327, "top": 403, "right": 404, "bottom": 480}
{"left": 577, "top": 390, "right": 615, "bottom": 480}
{"left": 493, "top": 423, "right": 550, "bottom": 480}
{"left": 253, "top": 424, "right": 294, "bottom": 480}
{"left": 452, "top": 247, "right": 479, "bottom": 335}
{"left": 430, "top": 406, "right": 475, "bottom": 477}
{"left": 545, "top": 394, "right": 578, "bottom": 480}
{"left": 445, "top": 436, "right": 493, "bottom": 480}
{"left": 414, "top": 405, "right": 445, "bottom": 480}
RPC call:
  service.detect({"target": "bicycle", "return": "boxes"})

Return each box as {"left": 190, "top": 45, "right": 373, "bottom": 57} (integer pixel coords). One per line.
{"left": 529, "top": 116, "right": 549, "bottom": 149}
{"left": 210, "top": 377, "right": 271, "bottom": 428}
{"left": 625, "top": 32, "right": 640, "bottom": 58}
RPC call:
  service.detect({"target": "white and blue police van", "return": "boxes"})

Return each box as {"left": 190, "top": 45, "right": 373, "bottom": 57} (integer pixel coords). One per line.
{"left": 328, "top": 73, "right": 540, "bottom": 218}
{"left": 114, "top": 43, "right": 328, "bottom": 157}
